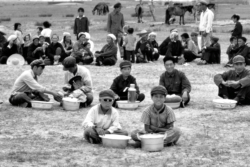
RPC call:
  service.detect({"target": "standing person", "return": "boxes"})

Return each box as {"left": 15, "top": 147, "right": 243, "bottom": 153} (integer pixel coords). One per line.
{"left": 9, "top": 59, "right": 62, "bottom": 108}
{"left": 74, "top": 7, "right": 90, "bottom": 40}
{"left": 199, "top": 0, "right": 214, "bottom": 49}
{"left": 231, "top": 14, "right": 243, "bottom": 38}
{"left": 0, "top": 35, "right": 18, "bottom": 64}
{"left": 123, "top": 27, "right": 136, "bottom": 62}
{"left": 41, "top": 21, "right": 52, "bottom": 44}
{"left": 181, "top": 33, "right": 199, "bottom": 62}
{"left": 82, "top": 89, "right": 128, "bottom": 144}
{"left": 14, "top": 23, "right": 24, "bottom": 54}
{"left": 214, "top": 55, "right": 250, "bottom": 105}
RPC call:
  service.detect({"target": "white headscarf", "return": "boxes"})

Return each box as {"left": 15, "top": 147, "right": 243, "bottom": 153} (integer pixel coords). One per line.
{"left": 83, "top": 32, "right": 91, "bottom": 40}
{"left": 7, "top": 35, "right": 17, "bottom": 42}
{"left": 107, "top": 34, "right": 116, "bottom": 41}
{"left": 170, "top": 32, "right": 178, "bottom": 42}
{"left": 148, "top": 32, "right": 157, "bottom": 37}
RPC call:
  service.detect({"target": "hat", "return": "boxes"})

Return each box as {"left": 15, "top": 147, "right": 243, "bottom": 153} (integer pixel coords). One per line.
{"left": 120, "top": 60, "right": 132, "bottom": 69}
{"left": 83, "top": 32, "right": 91, "bottom": 40}
{"left": 107, "top": 34, "right": 116, "bottom": 41}
{"left": 69, "top": 76, "right": 82, "bottom": 85}
{"left": 78, "top": 32, "right": 85, "bottom": 39}
{"left": 33, "top": 35, "right": 39, "bottom": 41}
{"left": 137, "top": 29, "right": 150, "bottom": 37}
{"left": 170, "top": 32, "right": 178, "bottom": 40}
{"left": 238, "top": 36, "right": 247, "bottom": 42}
{"left": 151, "top": 86, "right": 168, "bottom": 96}
{"left": 233, "top": 55, "right": 245, "bottom": 64}
{"left": 148, "top": 32, "right": 157, "bottom": 37}
{"left": 199, "top": 0, "right": 209, "bottom": 5}
{"left": 99, "top": 89, "right": 116, "bottom": 99}
{"left": 63, "top": 56, "right": 76, "bottom": 69}
{"left": 114, "top": 2, "right": 122, "bottom": 9}
{"left": 7, "top": 54, "right": 25, "bottom": 66}
{"left": 63, "top": 32, "right": 71, "bottom": 37}
{"left": 7, "top": 35, "right": 17, "bottom": 42}
{"left": 210, "top": 36, "right": 219, "bottom": 43}
{"left": 191, "top": 32, "right": 198, "bottom": 36}
{"left": 30, "top": 59, "right": 45, "bottom": 67}
{"left": 170, "top": 28, "right": 178, "bottom": 33}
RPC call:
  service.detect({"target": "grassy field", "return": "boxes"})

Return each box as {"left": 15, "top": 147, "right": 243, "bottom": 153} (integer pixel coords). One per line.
{"left": 1, "top": 1, "right": 250, "bottom": 167}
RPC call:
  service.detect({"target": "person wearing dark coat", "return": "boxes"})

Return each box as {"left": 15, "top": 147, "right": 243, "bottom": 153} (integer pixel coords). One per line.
{"left": 198, "top": 36, "right": 221, "bottom": 65}
{"left": 148, "top": 32, "right": 160, "bottom": 61}
{"left": 158, "top": 28, "right": 178, "bottom": 55}
{"left": 214, "top": 55, "right": 250, "bottom": 105}
{"left": 231, "top": 14, "right": 243, "bottom": 38}
{"left": 226, "top": 37, "right": 238, "bottom": 62}
{"left": 74, "top": 8, "right": 90, "bottom": 40}
{"left": 0, "top": 30, "right": 7, "bottom": 58}
{"left": 135, "top": 35, "right": 153, "bottom": 63}
{"left": 26, "top": 36, "right": 44, "bottom": 64}
{"left": 45, "top": 34, "right": 67, "bottom": 65}
{"left": 0, "top": 35, "right": 18, "bottom": 64}
{"left": 21, "top": 34, "right": 32, "bottom": 62}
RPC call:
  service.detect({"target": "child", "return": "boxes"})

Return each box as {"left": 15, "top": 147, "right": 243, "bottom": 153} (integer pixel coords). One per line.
{"left": 74, "top": 7, "right": 89, "bottom": 40}
{"left": 123, "top": 27, "right": 136, "bottom": 63}
{"left": 131, "top": 85, "right": 181, "bottom": 147}
{"left": 110, "top": 61, "right": 145, "bottom": 107}
{"left": 41, "top": 21, "right": 52, "bottom": 44}
{"left": 231, "top": 14, "right": 243, "bottom": 38}
{"left": 82, "top": 42, "right": 94, "bottom": 65}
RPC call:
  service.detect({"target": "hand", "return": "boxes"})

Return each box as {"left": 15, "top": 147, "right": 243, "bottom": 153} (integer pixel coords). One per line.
{"left": 114, "top": 95, "right": 120, "bottom": 100}
{"left": 150, "top": 125, "right": 159, "bottom": 132}
{"left": 227, "top": 81, "right": 240, "bottom": 88}
{"left": 53, "top": 92, "right": 63, "bottom": 102}
{"left": 96, "top": 128, "right": 106, "bottom": 136}
{"left": 222, "top": 81, "right": 230, "bottom": 87}
{"left": 182, "top": 91, "right": 189, "bottom": 102}
{"left": 62, "top": 86, "right": 71, "bottom": 92}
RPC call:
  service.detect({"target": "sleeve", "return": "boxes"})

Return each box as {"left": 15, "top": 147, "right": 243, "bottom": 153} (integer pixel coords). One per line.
{"left": 166, "top": 107, "right": 176, "bottom": 124}
{"left": 82, "top": 107, "right": 96, "bottom": 129}
{"left": 107, "top": 14, "right": 111, "bottom": 33}
{"left": 86, "top": 17, "right": 89, "bottom": 33}
{"left": 64, "top": 72, "right": 71, "bottom": 88}
{"left": 140, "top": 107, "right": 151, "bottom": 125}
{"left": 107, "top": 110, "right": 122, "bottom": 133}
{"left": 110, "top": 77, "right": 119, "bottom": 95}
{"left": 187, "top": 41, "right": 193, "bottom": 51}
{"left": 45, "top": 45, "right": 55, "bottom": 60}
{"left": 23, "top": 74, "right": 46, "bottom": 92}
{"left": 238, "top": 46, "right": 249, "bottom": 58}
{"left": 214, "top": 71, "right": 230, "bottom": 86}
{"left": 165, "top": 43, "right": 173, "bottom": 57}
{"left": 206, "top": 11, "right": 214, "bottom": 33}
{"left": 239, "top": 71, "right": 250, "bottom": 88}
{"left": 80, "top": 69, "right": 93, "bottom": 92}
{"left": 72, "top": 42, "right": 83, "bottom": 57}
{"left": 159, "top": 73, "right": 165, "bottom": 87}
{"left": 180, "top": 72, "right": 191, "bottom": 93}
{"left": 206, "top": 43, "right": 220, "bottom": 52}
{"left": 232, "top": 23, "right": 241, "bottom": 37}
{"left": 99, "top": 45, "right": 117, "bottom": 57}
{"left": 124, "top": 36, "right": 128, "bottom": 46}
{"left": 74, "top": 18, "right": 77, "bottom": 35}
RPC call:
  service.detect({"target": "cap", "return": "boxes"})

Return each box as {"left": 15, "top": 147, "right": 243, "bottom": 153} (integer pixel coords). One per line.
{"left": 69, "top": 76, "right": 82, "bottom": 85}
{"left": 78, "top": 32, "right": 85, "bottom": 39}
{"left": 233, "top": 55, "right": 245, "bottom": 64}
{"left": 151, "top": 86, "right": 168, "bottom": 96}
{"left": 63, "top": 56, "right": 76, "bottom": 69}
{"left": 119, "top": 60, "right": 132, "bottom": 69}
{"left": 114, "top": 2, "right": 122, "bottom": 9}
{"left": 99, "top": 89, "right": 116, "bottom": 99}
{"left": 30, "top": 59, "right": 45, "bottom": 67}
{"left": 238, "top": 36, "right": 247, "bottom": 42}
{"left": 210, "top": 36, "right": 219, "bottom": 43}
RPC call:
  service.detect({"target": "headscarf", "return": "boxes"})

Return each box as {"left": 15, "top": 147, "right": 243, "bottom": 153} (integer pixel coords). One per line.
{"left": 107, "top": 34, "right": 116, "bottom": 41}
{"left": 61, "top": 32, "right": 71, "bottom": 43}
{"left": 170, "top": 32, "right": 178, "bottom": 42}
{"left": 83, "top": 32, "right": 91, "bottom": 40}
{"left": 148, "top": 32, "right": 157, "bottom": 37}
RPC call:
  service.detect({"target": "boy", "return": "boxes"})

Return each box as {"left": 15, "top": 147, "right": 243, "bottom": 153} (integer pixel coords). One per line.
{"left": 110, "top": 61, "right": 145, "bottom": 107}
{"left": 131, "top": 86, "right": 181, "bottom": 146}
{"left": 82, "top": 89, "right": 128, "bottom": 144}
{"left": 74, "top": 8, "right": 89, "bottom": 40}
{"left": 123, "top": 27, "right": 136, "bottom": 62}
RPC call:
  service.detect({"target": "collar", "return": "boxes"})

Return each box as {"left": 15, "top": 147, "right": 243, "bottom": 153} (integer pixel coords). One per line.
{"left": 73, "top": 65, "right": 79, "bottom": 76}
{"left": 98, "top": 104, "right": 112, "bottom": 115}
{"left": 77, "top": 15, "right": 86, "bottom": 18}
{"left": 153, "top": 104, "right": 165, "bottom": 114}
{"left": 30, "top": 69, "right": 38, "bottom": 79}
{"left": 120, "top": 74, "right": 130, "bottom": 81}
{"left": 235, "top": 69, "right": 246, "bottom": 75}
{"left": 165, "top": 69, "right": 177, "bottom": 78}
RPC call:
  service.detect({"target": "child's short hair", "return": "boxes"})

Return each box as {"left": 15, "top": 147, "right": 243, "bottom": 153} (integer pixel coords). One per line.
{"left": 127, "top": 28, "right": 134, "bottom": 34}
{"left": 78, "top": 7, "right": 84, "bottom": 13}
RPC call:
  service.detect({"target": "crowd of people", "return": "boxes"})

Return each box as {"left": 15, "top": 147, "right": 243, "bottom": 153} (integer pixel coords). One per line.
{"left": 1, "top": 0, "right": 250, "bottom": 148}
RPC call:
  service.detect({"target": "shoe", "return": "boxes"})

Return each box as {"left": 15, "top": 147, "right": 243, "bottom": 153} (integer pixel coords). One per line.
{"left": 19, "top": 102, "right": 28, "bottom": 108}
{"left": 197, "top": 60, "right": 207, "bottom": 65}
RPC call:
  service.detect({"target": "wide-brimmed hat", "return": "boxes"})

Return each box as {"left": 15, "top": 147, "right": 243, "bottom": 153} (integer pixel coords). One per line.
{"left": 136, "top": 30, "right": 151, "bottom": 37}
{"left": 7, "top": 54, "right": 25, "bottom": 66}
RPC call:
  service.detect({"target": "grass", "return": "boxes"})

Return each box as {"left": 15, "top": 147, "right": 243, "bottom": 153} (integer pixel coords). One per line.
{"left": 1, "top": 1, "right": 250, "bottom": 167}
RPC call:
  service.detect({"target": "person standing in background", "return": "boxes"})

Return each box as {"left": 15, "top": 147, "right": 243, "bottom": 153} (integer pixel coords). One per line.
{"left": 231, "top": 14, "right": 243, "bottom": 38}
{"left": 41, "top": 21, "right": 52, "bottom": 44}
{"left": 14, "top": 23, "right": 24, "bottom": 54}
{"left": 74, "top": 8, "right": 90, "bottom": 40}
{"left": 199, "top": 0, "right": 214, "bottom": 50}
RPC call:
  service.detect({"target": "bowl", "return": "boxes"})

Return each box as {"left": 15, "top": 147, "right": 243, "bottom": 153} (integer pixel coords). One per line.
{"left": 165, "top": 94, "right": 182, "bottom": 109}
{"left": 99, "top": 134, "right": 131, "bottom": 149}
{"left": 213, "top": 99, "right": 237, "bottom": 109}
{"left": 116, "top": 100, "right": 140, "bottom": 110}
{"left": 31, "top": 101, "right": 54, "bottom": 110}
{"left": 138, "top": 134, "right": 166, "bottom": 152}
{"left": 62, "top": 97, "right": 80, "bottom": 111}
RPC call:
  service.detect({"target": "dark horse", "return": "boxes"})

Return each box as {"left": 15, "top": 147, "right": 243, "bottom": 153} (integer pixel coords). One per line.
{"left": 135, "top": 4, "right": 144, "bottom": 23}
{"left": 92, "top": 3, "right": 109, "bottom": 15}
{"left": 165, "top": 5, "right": 193, "bottom": 25}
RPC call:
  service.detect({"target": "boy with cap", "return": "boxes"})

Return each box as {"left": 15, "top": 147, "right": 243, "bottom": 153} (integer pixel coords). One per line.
{"left": 82, "top": 89, "right": 128, "bottom": 144}
{"left": 131, "top": 86, "right": 181, "bottom": 146}
{"left": 110, "top": 61, "right": 145, "bottom": 107}
{"left": 214, "top": 55, "right": 250, "bottom": 105}
{"left": 9, "top": 60, "right": 62, "bottom": 107}
{"left": 62, "top": 56, "right": 93, "bottom": 107}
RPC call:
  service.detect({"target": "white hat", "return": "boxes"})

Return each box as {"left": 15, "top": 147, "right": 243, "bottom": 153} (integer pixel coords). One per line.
{"left": 32, "top": 35, "right": 39, "bottom": 41}
{"left": 170, "top": 32, "right": 178, "bottom": 40}
{"left": 107, "top": 34, "right": 116, "bottom": 40}
{"left": 83, "top": 32, "right": 91, "bottom": 40}
{"left": 78, "top": 32, "right": 85, "bottom": 38}
{"left": 200, "top": 0, "right": 209, "bottom": 5}
{"left": 7, "top": 54, "right": 25, "bottom": 66}
{"left": 7, "top": 35, "right": 17, "bottom": 42}
{"left": 148, "top": 32, "right": 157, "bottom": 37}
{"left": 63, "top": 32, "right": 71, "bottom": 37}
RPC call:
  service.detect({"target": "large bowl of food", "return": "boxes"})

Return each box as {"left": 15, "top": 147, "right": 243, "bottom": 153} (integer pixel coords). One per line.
{"left": 62, "top": 97, "right": 80, "bottom": 111}
{"left": 138, "top": 134, "right": 166, "bottom": 152}
{"left": 31, "top": 101, "right": 54, "bottom": 110}
{"left": 116, "top": 101, "right": 140, "bottom": 110}
{"left": 99, "top": 134, "right": 131, "bottom": 149}
{"left": 213, "top": 99, "right": 237, "bottom": 109}
{"left": 165, "top": 95, "right": 182, "bottom": 109}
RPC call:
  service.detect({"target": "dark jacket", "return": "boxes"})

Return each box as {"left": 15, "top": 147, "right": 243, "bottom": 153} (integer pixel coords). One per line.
{"left": 1, "top": 42, "right": 18, "bottom": 58}
{"left": 166, "top": 40, "right": 183, "bottom": 58}
{"left": 107, "top": 11, "right": 125, "bottom": 37}
{"left": 232, "top": 22, "right": 243, "bottom": 38}
{"left": 99, "top": 43, "right": 118, "bottom": 60}
{"left": 159, "top": 37, "right": 171, "bottom": 55}
{"left": 74, "top": 16, "right": 89, "bottom": 35}
{"left": 203, "top": 42, "right": 221, "bottom": 64}
{"left": 46, "top": 42, "right": 67, "bottom": 62}
{"left": 149, "top": 40, "right": 159, "bottom": 49}
{"left": 135, "top": 40, "right": 153, "bottom": 55}
{"left": 27, "top": 43, "right": 43, "bottom": 59}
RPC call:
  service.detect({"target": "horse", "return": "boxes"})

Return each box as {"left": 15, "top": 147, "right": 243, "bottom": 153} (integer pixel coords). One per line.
{"left": 135, "top": 4, "right": 144, "bottom": 23}
{"left": 92, "top": 3, "right": 109, "bottom": 15}
{"left": 165, "top": 5, "right": 193, "bottom": 25}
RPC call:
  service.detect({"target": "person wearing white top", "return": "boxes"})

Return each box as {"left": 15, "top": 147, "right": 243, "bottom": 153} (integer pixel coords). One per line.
{"left": 14, "top": 23, "right": 24, "bottom": 53}
{"left": 41, "top": 21, "right": 52, "bottom": 44}
{"left": 199, "top": 0, "right": 214, "bottom": 49}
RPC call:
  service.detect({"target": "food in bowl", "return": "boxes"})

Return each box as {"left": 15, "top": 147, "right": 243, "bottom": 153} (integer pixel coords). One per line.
{"left": 99, "top": 134, "right": 131, "bottom": 149}
{"left": 31, "top": 101, "right": 54, "bottom": 110}
{"left": 165, "top": 94, "right": 182, "bottom": 109}
{"left": 213, "top": 99, "right": 237, "bottom": 109}
{"left": 138, "top": 134, "right": 166, "bottom": 152}
{"left": 62, "top": 97, "right": 80, "bottom": 111}
{"left": 116, "top": 100, "right": 140, "bottom": 110}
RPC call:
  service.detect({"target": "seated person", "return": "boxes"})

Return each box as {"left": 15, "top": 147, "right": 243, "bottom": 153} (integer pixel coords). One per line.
{"left": 160, "top": 56, "right": 191, "bottom": 107}
{"left": 22, "top": 34, "right": 32, "bottom": 62}
{"left": 0, "top": 35, "right": 18, "bottom": 64}
{"left": 82, "top": 89, "right": 128, "bottom": 144}
{"left": 9, "top": 60, "right": 62, "bottom": 108}
{"left": 158, "top": 28, "right": 178, "bottom": 55}
{"left": 231, "top": 14, "right": 242, "bottom": 38}
{"left": 71, "top": 32, "right": 86, "bottom": 64}
{"left": 190, "top": 32, "right": 200, "bottom": 52}
{"left": 110, "top": 61, "right": 145, "bottom": 107}
{"left": 198, "top": 36, "right": 221, "bottom": 65}
{"left": 0, "top": 29, "right": 7, "bottom": 57}
{"left": 81, "top": 42, "right": 94, "bottom": 65}
{"left": 62, "top": 57, "right": 93, "bottom": 107}
{"left": 214, "top": 55, "right": 250, "bottom": 105}
{"left": 135, "top": 32, "right": 153, "bottom": 63}
{"left": 131, "top": 86, "right": 181, "bottom": 146}
{"left": 83, "top": 32, "right": 94, "bottom": 53}
{"left": 181, "top": 33, "right": 199, "bottom": 62}
{"left": 95, "top": 34, "right": 117, "bottom": 66}
{"left": 27, "top": 36, "right": 45, "bottom": 64}
{"left": 46, "top": 34, "right": 67, "bottom": 65}
{"left": 226, "top": 36, "right": 238, "bottom": 62}
{"left": 165, "top": 32, "right": 184, "bottom": 64}
{"left": 60, "top": 32, "right": 73, "bottom": 56}
{"left": 148, "top": 32, "right": 160, "bottom": 61}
